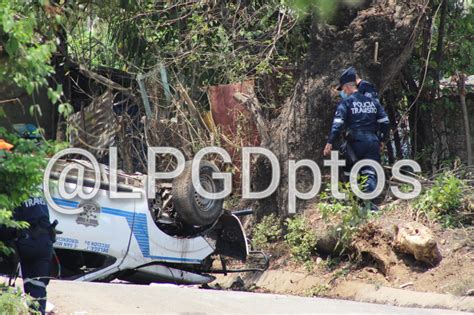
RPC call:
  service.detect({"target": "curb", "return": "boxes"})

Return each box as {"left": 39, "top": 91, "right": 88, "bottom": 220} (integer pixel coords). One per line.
{"left": 332, "top": 281, "right": 474, "bottom": 313}
{"left": 213, "top": 271, "right": 474, "bottom": 312}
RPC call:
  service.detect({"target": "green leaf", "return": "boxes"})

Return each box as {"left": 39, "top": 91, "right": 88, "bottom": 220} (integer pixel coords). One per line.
{"left": 58, "top": 102, "right": 73, "bottom": 118}
{"left": 25, "top": 82, "right": 34, "bottom": 95}
{"left": 58, "top": 103, "right": 65, "bottom": 114}
{"left": 2, "top": 15, "right": 14, "bottom": 33}
{"left": 5, "top": 38, "right": 19, "bottom": 55}
{"left": 29, "top": 104, "right": 42, "bottom": 117}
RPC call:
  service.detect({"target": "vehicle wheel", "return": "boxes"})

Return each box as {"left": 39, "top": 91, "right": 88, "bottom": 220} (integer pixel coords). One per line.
{"left": 172, "top": 160, "right": 224, "bottom": 226}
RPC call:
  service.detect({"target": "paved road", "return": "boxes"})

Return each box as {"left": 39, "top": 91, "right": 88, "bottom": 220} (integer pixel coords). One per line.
{"left": 46, "top": 280, "right": 469, "bottom": 314}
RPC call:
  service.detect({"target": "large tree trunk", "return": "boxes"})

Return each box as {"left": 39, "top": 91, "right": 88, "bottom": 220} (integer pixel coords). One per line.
{"left": 429, "top": 0, "right": 450, "bottom": 170}
{"left": 409, "top": 1, "right": 435, "bottom": 169}
{"left": 249, "top": 0, "right": 429, "bottom": 215}
{"left": 458, "top": 73, "right": 473, "bottom": 166}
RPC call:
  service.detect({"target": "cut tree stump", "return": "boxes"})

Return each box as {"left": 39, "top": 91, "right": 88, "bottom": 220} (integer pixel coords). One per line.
{"left": 393, "top": 221, "right": 442, "bottom": 266}
{"left": 352, "top": 223, "right": 398, "bottom": 276}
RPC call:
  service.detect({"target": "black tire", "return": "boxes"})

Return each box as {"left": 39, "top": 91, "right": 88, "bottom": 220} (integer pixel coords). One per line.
{"left": 172, "top": 160, "right": 224, "bottom": 226}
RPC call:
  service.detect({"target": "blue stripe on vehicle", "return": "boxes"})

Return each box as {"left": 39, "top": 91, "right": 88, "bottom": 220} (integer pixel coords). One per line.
{"left": 52, "top": 198, "right": 201, "bottom": 263}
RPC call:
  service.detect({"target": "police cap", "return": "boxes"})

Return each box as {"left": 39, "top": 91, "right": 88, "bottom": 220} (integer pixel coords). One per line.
{"left": 337, "top": 66, "right": 357, "bottom": 90}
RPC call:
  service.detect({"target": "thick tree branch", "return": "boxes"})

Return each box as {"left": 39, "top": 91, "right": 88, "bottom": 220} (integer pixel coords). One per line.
{"left": 233, "top": 92, "right": 270, "bottom": 146}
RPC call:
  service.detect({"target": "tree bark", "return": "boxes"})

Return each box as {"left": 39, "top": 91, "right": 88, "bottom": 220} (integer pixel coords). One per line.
{"left": 413, "top": 3, "right": 434, "bottom": 168}
{"left": 458, "top": 73, "right": 472, "bottom": 166}
{"left": 431, "top": 0, "right": 448, "bottom": 93}
{"left": 249, "top": 0, "right": 429, "bottom": 215}
{"left": 52, "top": 24, "right": 70, "bottom": 141}
{"left": 385, "top": 90, "right": 403, "bottom": 160}
{"left": 429, "top": 0, "right": 450, "bottom": 170}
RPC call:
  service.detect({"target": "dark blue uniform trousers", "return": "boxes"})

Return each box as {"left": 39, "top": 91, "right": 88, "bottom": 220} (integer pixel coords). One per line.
{"left": 349, "top": 132, "right": 381, "bottom": 193}
{"left": 16, "top": 234, "right": 53, "bottom": 314}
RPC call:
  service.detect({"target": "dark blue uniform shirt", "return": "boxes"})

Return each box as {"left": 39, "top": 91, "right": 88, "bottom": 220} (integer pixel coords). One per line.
{"left": 327, "top": 91, "right": 389, "bottom": 144}
{"left": 0, "top": 196, "right": 50, "bottom": 240}
{"left": 357, "top": 80, "right": 378, "bottom": 99}
{"left": 14, "top": 196, "right": 50, "bottom": 227}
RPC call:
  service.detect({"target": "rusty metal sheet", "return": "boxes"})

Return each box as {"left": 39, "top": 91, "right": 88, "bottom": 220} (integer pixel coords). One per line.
{"left": 208, "top": 80, "right": 260, "bottom": 148}
{"left": 208, "top": 81, "right": 260, "bottom": 190}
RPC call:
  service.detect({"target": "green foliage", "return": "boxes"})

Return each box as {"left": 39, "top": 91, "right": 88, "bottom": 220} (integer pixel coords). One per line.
{"left": 318, "top": 182, "right": 373, "bottom": 253}
{"left": 65, "top": 1, "right": 311, "bottom": 109}
{"left": 405, "top": 2, "right": 473, "bottom": 103}
{"left": 0, "top": 128, "right": 64, "bottom": 254}
{"left": 0, "top": 0, "right": 57, "bottom": 94}
{"left": 0, "top": 1, "right": 69, "bottom": 255}
{"left": 399, "top": 183, "right": 415, "bottom": 194}
{"left": 284, "top": 215, "right": 317, "bottom": 269}
{"left": 287, "top": 0, "right": 364, "bottom": 19}
{"left": 306, "top": 284, "right": 330, "bottom": 297}
{"left": 414, "top": 172, "right": 466, "bottom": 227}
{"left": 0, "top": 1, "right": 73, "bottom": 119}
{"left": 251, "top": 214, "right": 282, "bottom": 249}
{"left": 438, "top": 2, "right": 474, "bottom": 76}
{"left": 0, "top": 286, "right": 39, "bottom": 315}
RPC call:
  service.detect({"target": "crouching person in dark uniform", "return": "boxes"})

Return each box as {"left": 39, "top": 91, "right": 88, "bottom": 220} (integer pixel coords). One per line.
{"left": 0, "top": 139, "right": 54, "bottom": 314}
{"left": 323, "top": 68, "right": 390, "bottom": 210}
{"left": 14, "top": 196, "right": 54, "bottom": 314}
{"left": 0, "top": 196, "right": 54, "bottom": 314}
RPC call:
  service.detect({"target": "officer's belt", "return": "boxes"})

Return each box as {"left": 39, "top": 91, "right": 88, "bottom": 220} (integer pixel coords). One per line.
{"left": 348, "top": 129, "right": 377, "bottom": 135}
{"left": 19, "top": 225, "right": 52, "bottom": 240}
{"left": 347, "top": 129, "right": 378, "bottom": 141}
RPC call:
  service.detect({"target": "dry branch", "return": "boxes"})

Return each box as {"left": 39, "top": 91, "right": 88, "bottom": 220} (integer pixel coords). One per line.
{"left": 79, "top": 64, "right": 132, "bottom": 95}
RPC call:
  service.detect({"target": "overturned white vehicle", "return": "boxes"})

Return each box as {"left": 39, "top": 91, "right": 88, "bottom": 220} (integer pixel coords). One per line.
{"left": 41, "top": 159, "right": 267, "bottom": 284}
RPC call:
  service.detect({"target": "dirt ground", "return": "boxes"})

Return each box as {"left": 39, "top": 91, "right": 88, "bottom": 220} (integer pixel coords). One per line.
{"left": 344, "top": 203, "right": 473, "bottom": 296}
{"left": 216, "top": 200, "right": 474, "bottom": 299}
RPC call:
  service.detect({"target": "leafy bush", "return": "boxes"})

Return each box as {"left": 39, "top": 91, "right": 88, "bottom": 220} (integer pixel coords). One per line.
{"left": 415, "top": 173, "right": 466, "bottom": 227}
{"left": 0, "top": 0, "right": 59, "bottom": 95}
{"left": 0, "top": 286, "right": 38, "bottom": 315}
{"left": 251, "top": 214, "right": 282, "bottom": 249}
{"left": 284, "top": 216, "right": 317, "bottom": 269}
{"left": 318, "top": 182, "right": 372, "bottom": 253}
{"left": 0, "top": 129, "right": 66, "bottom": 254}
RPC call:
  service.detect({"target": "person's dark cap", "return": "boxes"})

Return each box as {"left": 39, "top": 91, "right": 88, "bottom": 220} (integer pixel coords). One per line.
{"left": 337, "top": 66, "right": 357, "bottom": 90}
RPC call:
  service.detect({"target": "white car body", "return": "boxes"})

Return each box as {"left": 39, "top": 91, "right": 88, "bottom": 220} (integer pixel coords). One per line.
{"left": 42, "top": 160, "right": 253, "bottom": 285}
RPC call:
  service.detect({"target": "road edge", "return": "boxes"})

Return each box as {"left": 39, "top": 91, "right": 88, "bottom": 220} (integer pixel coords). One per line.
{"left": 331, "top": 280, "right": 474, "bottom": 312}
{"left": 213, "top": 271, "right": 474, "bottom": 312}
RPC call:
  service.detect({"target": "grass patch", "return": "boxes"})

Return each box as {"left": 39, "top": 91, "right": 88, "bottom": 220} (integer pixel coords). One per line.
{"left": 285, "top": 215, "right": 317, "bottom": 270}
{"left": 318, "top": 182, "right": 373, "bottom": 254}
{"left": 251, "top": 213, "right": 282, "bottom": 249}
{"left": 0, "top": 286, "right": 38, "bottom": 314}
{"left": 306, "top": 284, "right": 330, "bottom": 297}
{"left": 414, "top": 172, "right": 467, "bottom": 227}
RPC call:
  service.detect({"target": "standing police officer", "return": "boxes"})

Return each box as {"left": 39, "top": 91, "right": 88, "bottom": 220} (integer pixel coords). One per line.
{"left": 323, "top": 68, "right": 390, "bottom": 208}
{"left": 0, "top": 140, "right": 54, "bottom": 314}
